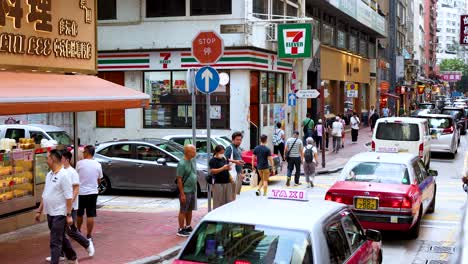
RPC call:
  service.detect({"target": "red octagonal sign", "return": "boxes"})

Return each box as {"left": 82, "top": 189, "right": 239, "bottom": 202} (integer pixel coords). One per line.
{"left": 192, "top": 31, "right": 224, "bottom": 65}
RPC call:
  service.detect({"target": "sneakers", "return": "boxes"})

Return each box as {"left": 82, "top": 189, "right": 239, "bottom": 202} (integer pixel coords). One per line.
{"left": 286, "top": 178, "right": 290, "bottom": 187}
{"left": 184, "top": 226, "right": 193, "bottom": 233}
{"left": 294, "top": 182, "right": 302, "bottom": 186}
{"left": 310, "top": 182, "right": 314, "bottom": 188}
{"left": 177, "top": 228, "right": 190, "bottom": 237}
{"left": 87, "top": 239, "right": 95, "bottom": 257}
{"left": 45, "top": 256, "right": 66, "bottom": 262}
{"left": 67, "top": 260, "right": 78, "bottom": 264}
{"left": 255, "top": 189, "right": 261, "bottom": 196}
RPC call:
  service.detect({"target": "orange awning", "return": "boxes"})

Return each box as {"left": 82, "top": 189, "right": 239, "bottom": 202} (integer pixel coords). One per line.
{"left": 0, "top": 72, "right": 149, "bottom": 115}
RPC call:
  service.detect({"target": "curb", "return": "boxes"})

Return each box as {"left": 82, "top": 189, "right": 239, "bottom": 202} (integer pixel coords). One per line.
{"left": 127, "top": 244, "right": 182, "bottom": 264}
{"left": 317, "top": 166, "right": 344, "bottom": 175}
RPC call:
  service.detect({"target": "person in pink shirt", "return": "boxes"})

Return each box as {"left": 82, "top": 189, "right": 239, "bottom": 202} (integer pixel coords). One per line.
{"left": 314, "top": 119, "right": 324, "bottom": 150}
{"left": 340, "top": 114, "right": 346, "bottom": 148}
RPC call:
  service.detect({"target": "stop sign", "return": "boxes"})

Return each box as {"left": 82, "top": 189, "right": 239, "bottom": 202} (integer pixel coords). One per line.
{"left": 192, "top": 31, "right": 224, "bottom": 64}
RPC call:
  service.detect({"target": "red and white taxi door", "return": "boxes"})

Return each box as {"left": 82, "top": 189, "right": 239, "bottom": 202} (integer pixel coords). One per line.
{"left": 341, "top": 213, "right": 377, "bottom": 264}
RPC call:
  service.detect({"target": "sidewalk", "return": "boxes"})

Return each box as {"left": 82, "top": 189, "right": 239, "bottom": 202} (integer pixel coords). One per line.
{"left": 0, "top": 208, "right": 207, "bottom": 264}
{"left": 280, "top": 126, "right": 372, "bottom": 175}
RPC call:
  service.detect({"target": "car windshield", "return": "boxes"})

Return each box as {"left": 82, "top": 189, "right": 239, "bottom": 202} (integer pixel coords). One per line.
{"left": 442, "top": 110, "right": 463, "bottom": 119}
{"left": 341, "top": 162, "right": 410, "bottom": 185}
{"left": 48, "top": 131, "right": 72, "bottom": 145}
{"left": 154, "top": 141, "right": 184, "bottom": 159}
{"left": 376, "top": 123, "right": 420, "bottom": 141}
{"left": 215, "top": 137, "right": 231, "bottom": 147}
{"left": 419, "top": 104, "right": 434, "bottom": 110}
{"left": 427, "top": 118, "right": 452, "bottom": 129}
{"left": 179, "top": 221, "right": 311, "bottom": 264}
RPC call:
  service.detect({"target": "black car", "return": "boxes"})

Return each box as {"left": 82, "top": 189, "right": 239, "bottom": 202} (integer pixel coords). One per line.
{"left": 441, "top": 107, "right": 466, "bottom": 135}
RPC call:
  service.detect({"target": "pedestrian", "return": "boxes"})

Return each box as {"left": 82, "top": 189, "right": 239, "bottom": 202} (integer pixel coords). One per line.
{"left": 272, "top": 122, "right": 285, "bottom": 162}
{"left": 35, "top": 150, "right": 78, "bottom": 264}
{"left": 382, "top": 106, "right": 390, "bottom": 117}
{"left": 370, "top": 111, "right": 380, "bottom": 133}
{"left": 314, "top": 119, "right": 324, "bottom": 150}
{"left": 369, "top": 105, "right": 375, "bottom": 130}
{"left": 302, "top": 112, "right": 314, "bottom": 145}
{"left": 44, "top": 151, "right": 95, "bottom": 262}
{"left": 76, "top": 145, "right": 103, "bottom": 241}
{"left": 176, "top": 144, "right": 198, "bottom": 237}
{"left": 303, "top": 137, "right": 318, "bottom": 188}
{"left": 209, "top": 145, "right": 235, "bottom": 209}
{"left": 325, "top": 118, "right": 333, "bottom": 151}
{"left": 332, "top": 116, "right": 344, "bottom": 153}
{"left": 252, "top": 134, "right": 275, "bottom": 196}
{"left": 340, "top": 114, "right": 346, "bottom": 148}
{"left": 350, "top": 112, "right": 360, "bottom": 144}
{"left": 284, "top": 131, "right": 304, "bottom": 186}
{"left": 225, "top": 132, "right": 245, "bottom": 196}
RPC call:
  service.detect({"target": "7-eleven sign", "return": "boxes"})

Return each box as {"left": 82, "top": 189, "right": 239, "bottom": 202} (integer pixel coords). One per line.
{"left": 278, "top": 23, "right": 312, "bottom": 58}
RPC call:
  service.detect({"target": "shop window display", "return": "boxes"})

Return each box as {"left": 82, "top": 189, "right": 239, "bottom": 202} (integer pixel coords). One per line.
{"left": 260, "top": 72, "right": 285, "bottom": 104}
{"left": 144, "top": 71, "right": 230, "bottom": 129}
{"left": 0, "top": 151, "right": 34, "bottom": 203}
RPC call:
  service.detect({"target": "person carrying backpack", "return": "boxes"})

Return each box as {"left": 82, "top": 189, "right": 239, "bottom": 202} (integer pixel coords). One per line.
{"left": 303, "top": 137, "right": 318, "bottom": 188}
{"left": 272, "top": 122, "right": 285, "bottom": 162}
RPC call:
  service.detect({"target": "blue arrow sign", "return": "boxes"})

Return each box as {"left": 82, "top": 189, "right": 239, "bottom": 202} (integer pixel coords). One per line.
{"left": 195, "top": 66, "right": 220, "bottom": 94}
{"left": 288, "top": 93, "right": 296, "bottom": 106}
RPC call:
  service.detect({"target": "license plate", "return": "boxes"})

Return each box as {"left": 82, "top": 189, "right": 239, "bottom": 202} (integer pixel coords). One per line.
{"left": 354, "top": 198, "right": 378, "bottom": 210}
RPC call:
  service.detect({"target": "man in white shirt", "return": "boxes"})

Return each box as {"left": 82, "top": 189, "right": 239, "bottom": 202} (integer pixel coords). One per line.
{"left": 350, "top": 112, "right": 360, "bottom": 144}
{"left": 76, "top": 145, "right": 103, "bottom": 240}
{"left": 35, "top": 150, "right": 77, "bottom": 264}
{"left": 332, "top": 116, "right": 344, "bottom": 153}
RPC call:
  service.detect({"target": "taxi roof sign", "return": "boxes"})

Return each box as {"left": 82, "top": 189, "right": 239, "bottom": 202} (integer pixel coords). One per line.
{"left": 376, "top": 146, "right": 398, "bottom": 153}
{"left": 268, "top": 188, "right": 308, "bottom": 201}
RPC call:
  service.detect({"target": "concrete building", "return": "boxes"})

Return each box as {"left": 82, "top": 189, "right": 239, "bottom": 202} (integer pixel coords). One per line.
{"left": 424, "top": 0, "right": 438, "bottom": 76}
{"left": 413, "top": 0, "right": 426, "bottom": 76}
{"left": 74, "top": 0, "right": 385, "bottom": 150}
{"left": 436, "top": 0, "right": 468, "bottom": 64}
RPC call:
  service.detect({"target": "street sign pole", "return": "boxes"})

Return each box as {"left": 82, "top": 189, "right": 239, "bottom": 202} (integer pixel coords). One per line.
{"left": 206, "top": 93, "right": 211, "bottom": 212}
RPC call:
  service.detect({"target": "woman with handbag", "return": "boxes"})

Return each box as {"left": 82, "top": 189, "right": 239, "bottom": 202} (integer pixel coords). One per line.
{"left": 209, "top": 145, "right": 235, "bottom": 209}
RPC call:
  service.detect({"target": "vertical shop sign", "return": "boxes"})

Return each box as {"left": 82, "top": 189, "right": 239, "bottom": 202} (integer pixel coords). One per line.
{"left": 460, "top": 15, "right": 468, "bottom": 45}
{"left": 277, "top": 23, "right": 312, "bottom": 58}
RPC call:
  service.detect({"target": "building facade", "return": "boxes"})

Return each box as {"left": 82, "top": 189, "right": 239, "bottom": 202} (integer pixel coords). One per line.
{"left": 424, "top": 0, "right": 438, "bottom": 76}
{"left": 436, "top": 0, "right": 468, "bottom": 64}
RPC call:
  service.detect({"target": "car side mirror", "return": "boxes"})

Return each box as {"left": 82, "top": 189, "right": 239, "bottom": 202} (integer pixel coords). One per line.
{"left": 365, "top": 229, "right": 382, "bottom": 242}
{"left": 428, "top": 170, "right": 438, "bottom": 177}
{"left": 157, "top": 158, "right": 167, "bottom": 164}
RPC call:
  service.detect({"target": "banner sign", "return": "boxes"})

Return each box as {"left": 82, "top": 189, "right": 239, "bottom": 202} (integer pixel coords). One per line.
{"left": 441, "top": 71, "right": 462, "bottom": 82}
{"left": 277, "top": 23, "right": 312, "bottom": 59}
{"left": 460, "top": 15, "right": 468, "bottom": 45}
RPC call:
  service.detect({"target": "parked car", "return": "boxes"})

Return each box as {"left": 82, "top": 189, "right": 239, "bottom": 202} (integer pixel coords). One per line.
{"left": 418, "top": 114, "right": 459, "bottom": 158}
{"left": 0, "top": 124, "right": 73, "bottom": 145}
{"left": 410, "top": 109, "right": 438, "bottom": 117}
{"left": 372, "top": 117, "right": 431, "bottom": 168}
{"left": 325, "top": 152, "right": 437, "bottom": 239}
{"left": 94, "top": 139, "right": 209, "bottom": 195}
{"left": 441, "top": 107, "right": 466, "bottom": 135}
{"left": 175, "top": 189, "right": 383, "bottom": 264}
{"left": 163, "top": 134, "right": 281, "bottom": 185}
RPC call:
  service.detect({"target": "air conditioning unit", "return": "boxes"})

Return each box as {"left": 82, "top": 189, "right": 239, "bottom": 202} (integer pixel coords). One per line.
{"left": 266, "top": 24, "right": 277, "bottom": 42}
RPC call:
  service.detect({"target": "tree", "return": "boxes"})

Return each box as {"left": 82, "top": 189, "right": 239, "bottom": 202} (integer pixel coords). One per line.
{"left": 456, "top": 75, "right": 468, "bottom": 93}
{"left": 439, "top": 58, "right": 466, "bottom": 72}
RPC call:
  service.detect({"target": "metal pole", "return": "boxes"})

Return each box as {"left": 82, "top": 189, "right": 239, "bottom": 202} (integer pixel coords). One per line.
{"left": 73, "top": 112, "right": 78, "bottom": 167}
{"left": 206, "top": 93, "right": 212, "bottom": 212}
{"left": 191, "top": 69, "right": 196, "bottom": 146}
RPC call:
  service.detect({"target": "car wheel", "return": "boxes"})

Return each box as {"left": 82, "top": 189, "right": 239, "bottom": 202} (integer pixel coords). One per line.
{"left": 427, "top": 186, "right": 436, "bottom": 214}
{"left": 98, "top": 176, "right": 111, "bottom": 195}
{"left": 408, "top": 208, "right": 422, "bottom": 239}
{"left": 242, "top": 164, "right": 254, "bottom": 185}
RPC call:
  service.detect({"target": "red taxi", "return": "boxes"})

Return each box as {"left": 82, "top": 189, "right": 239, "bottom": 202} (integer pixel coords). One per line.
{"left": 325, "top": 152, "right": 437, "bottom": 239}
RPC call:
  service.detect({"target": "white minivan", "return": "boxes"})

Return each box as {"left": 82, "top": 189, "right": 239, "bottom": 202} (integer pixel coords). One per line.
{"left": 0, "top": 124, "right": 73, "bottom": 145}
{"left": 372, "top": 117, "right": 431, "bottom": 168}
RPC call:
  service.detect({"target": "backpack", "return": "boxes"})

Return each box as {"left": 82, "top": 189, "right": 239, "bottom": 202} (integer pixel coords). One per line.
{"left": 272, "top": 129, "right": 282, "bottom": 146}
{"left": 304, "top": 147, "right": 314, "bottom": 163}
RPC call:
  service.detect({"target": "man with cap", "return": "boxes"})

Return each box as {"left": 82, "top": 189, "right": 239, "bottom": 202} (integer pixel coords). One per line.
{"left": 284, "top": 131, "right": 304, "bottom": 186}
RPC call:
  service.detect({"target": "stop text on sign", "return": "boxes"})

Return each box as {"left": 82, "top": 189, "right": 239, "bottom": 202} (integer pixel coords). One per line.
{"left": 198, "top": 38, "right": 218, "bottom": 45}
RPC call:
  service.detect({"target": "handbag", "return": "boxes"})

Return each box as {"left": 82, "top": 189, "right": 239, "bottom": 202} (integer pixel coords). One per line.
{"left": 303, "top": 119, "right": 312, "bottom": 134}
{"left": 285, "top": 138, "right": 298, "bottom": 162}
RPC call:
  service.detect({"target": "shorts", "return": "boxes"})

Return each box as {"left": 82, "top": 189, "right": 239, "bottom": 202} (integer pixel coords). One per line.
{"left": 179, "top": 192, "right": 197, "bottom": 213}
{"left": 258, "top": 169, "right": 270, "bottom": 182}
{"left": 77, "top": 194, "right": 98, "bottom": 217}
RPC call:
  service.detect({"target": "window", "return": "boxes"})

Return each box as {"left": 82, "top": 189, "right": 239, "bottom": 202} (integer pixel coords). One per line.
{"left": 376, "top": 123, "right": 420, "bottom": 141}
{"left": 146, "top": 0, "right": 186, "bottom": 17}
{"left": 48, "top": 131, "right": 73, "bottom": 146}
{"left": 191, "top": 0, "right": 231, "bottom": 16}
{"left": 98, "top": 0, "right": 117, "bottom": 20}
{"left": 337, "top": 30, "right": 347, "bottom": 49}
{"left": 136, "top": 144, "right": 167, "bottom": 161}
{"left": 179, "top": 221, "right": 311, "bottom": 263}
{"left": 412, "top": 161, "right": 424, "bottom": 184}
{"left": 99, "top": 144, "right": 132, "bottom": 159}
{"left": 97, "top": 72, "right": 126, "bottom": 128}
{"left": 273, "top": 0, "right": 284, "bottom": 17}
{"left": 253, "top": 0, "right": 268, "bottom": 18}
{"left": 349, "top": 35, "right": 358, "bottom": 53}
{"left": 342, "top": 162, "right": 410, "bottom": 185}
{"left": 322, "top": 23, "right": 335, "bottom": 46}
{"left": 417, "top": 160, "right": 428, "bottom": 179}
{"left": 325, "top": 220, "right": 351, "bottom": 264}
{"left": 259, "top": 72, "right": 285, "bottom": 104}
{"left": 341, "top": 213, "right": 365, "bottom": 251}
{"left": 5, "top": 129, "right": 25, "bottom": 142}
{"left": 29, "top": 131, "right": 48, "bottom": 144}
{"left": 144, "top": 71, "right": 230, "bottom": 129}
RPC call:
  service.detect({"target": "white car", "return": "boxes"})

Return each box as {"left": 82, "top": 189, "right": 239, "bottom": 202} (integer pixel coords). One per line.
{"left": 174, "top": 189, "right": 383, "bottom": 264}
{"left": 0, "top": 124, "right": 73, "bottom": 145}
{"left": 418, "top": 114, "right": 459, "bottom": 158}
{"left": 452, "top": 190, "right": 468, "bottom": 264}
{"left": 372, "top": 117, "right": 431, "bottom": 168}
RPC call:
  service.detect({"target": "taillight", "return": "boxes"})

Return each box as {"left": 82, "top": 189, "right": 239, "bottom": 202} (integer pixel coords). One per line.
{"left": 402, "top": 197, "right": 412, "bottom": 208}
{"left": 419, "top": 143, "right": 424, "bottom": 158}
{"left": 325, "top": 193, "right": 332, "bottom": 201}
{"left": 371, "top": 141, "right": 375, "bottom": 151}
{"left": 442, "top": 126, "right": 454, "bottom": 135}
{"left": 391, "top": 200, "right": 401, "bottom": 208}
{"left": 335, "top": 197, "right": 343, "bottom": 203}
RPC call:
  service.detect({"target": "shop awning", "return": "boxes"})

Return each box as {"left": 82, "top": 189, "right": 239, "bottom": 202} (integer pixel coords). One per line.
{"left": 0, "top": 72, "right": 149, "bottom": 115}
{"left": 381, "top": 93, "right": 400, "bottom": 99}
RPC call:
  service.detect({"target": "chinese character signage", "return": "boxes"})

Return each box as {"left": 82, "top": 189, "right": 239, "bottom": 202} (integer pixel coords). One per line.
{"left": 460, "top": 15, "right": 468, "bottom": 45}
{"left": 441, "top": 71, "right": 462, "bottom": 82}
{"left": 277, "top": 23, "right": 312, "bottom": 59}
{"left": 0, "top": 0, "right": 96, "bottom": 74}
